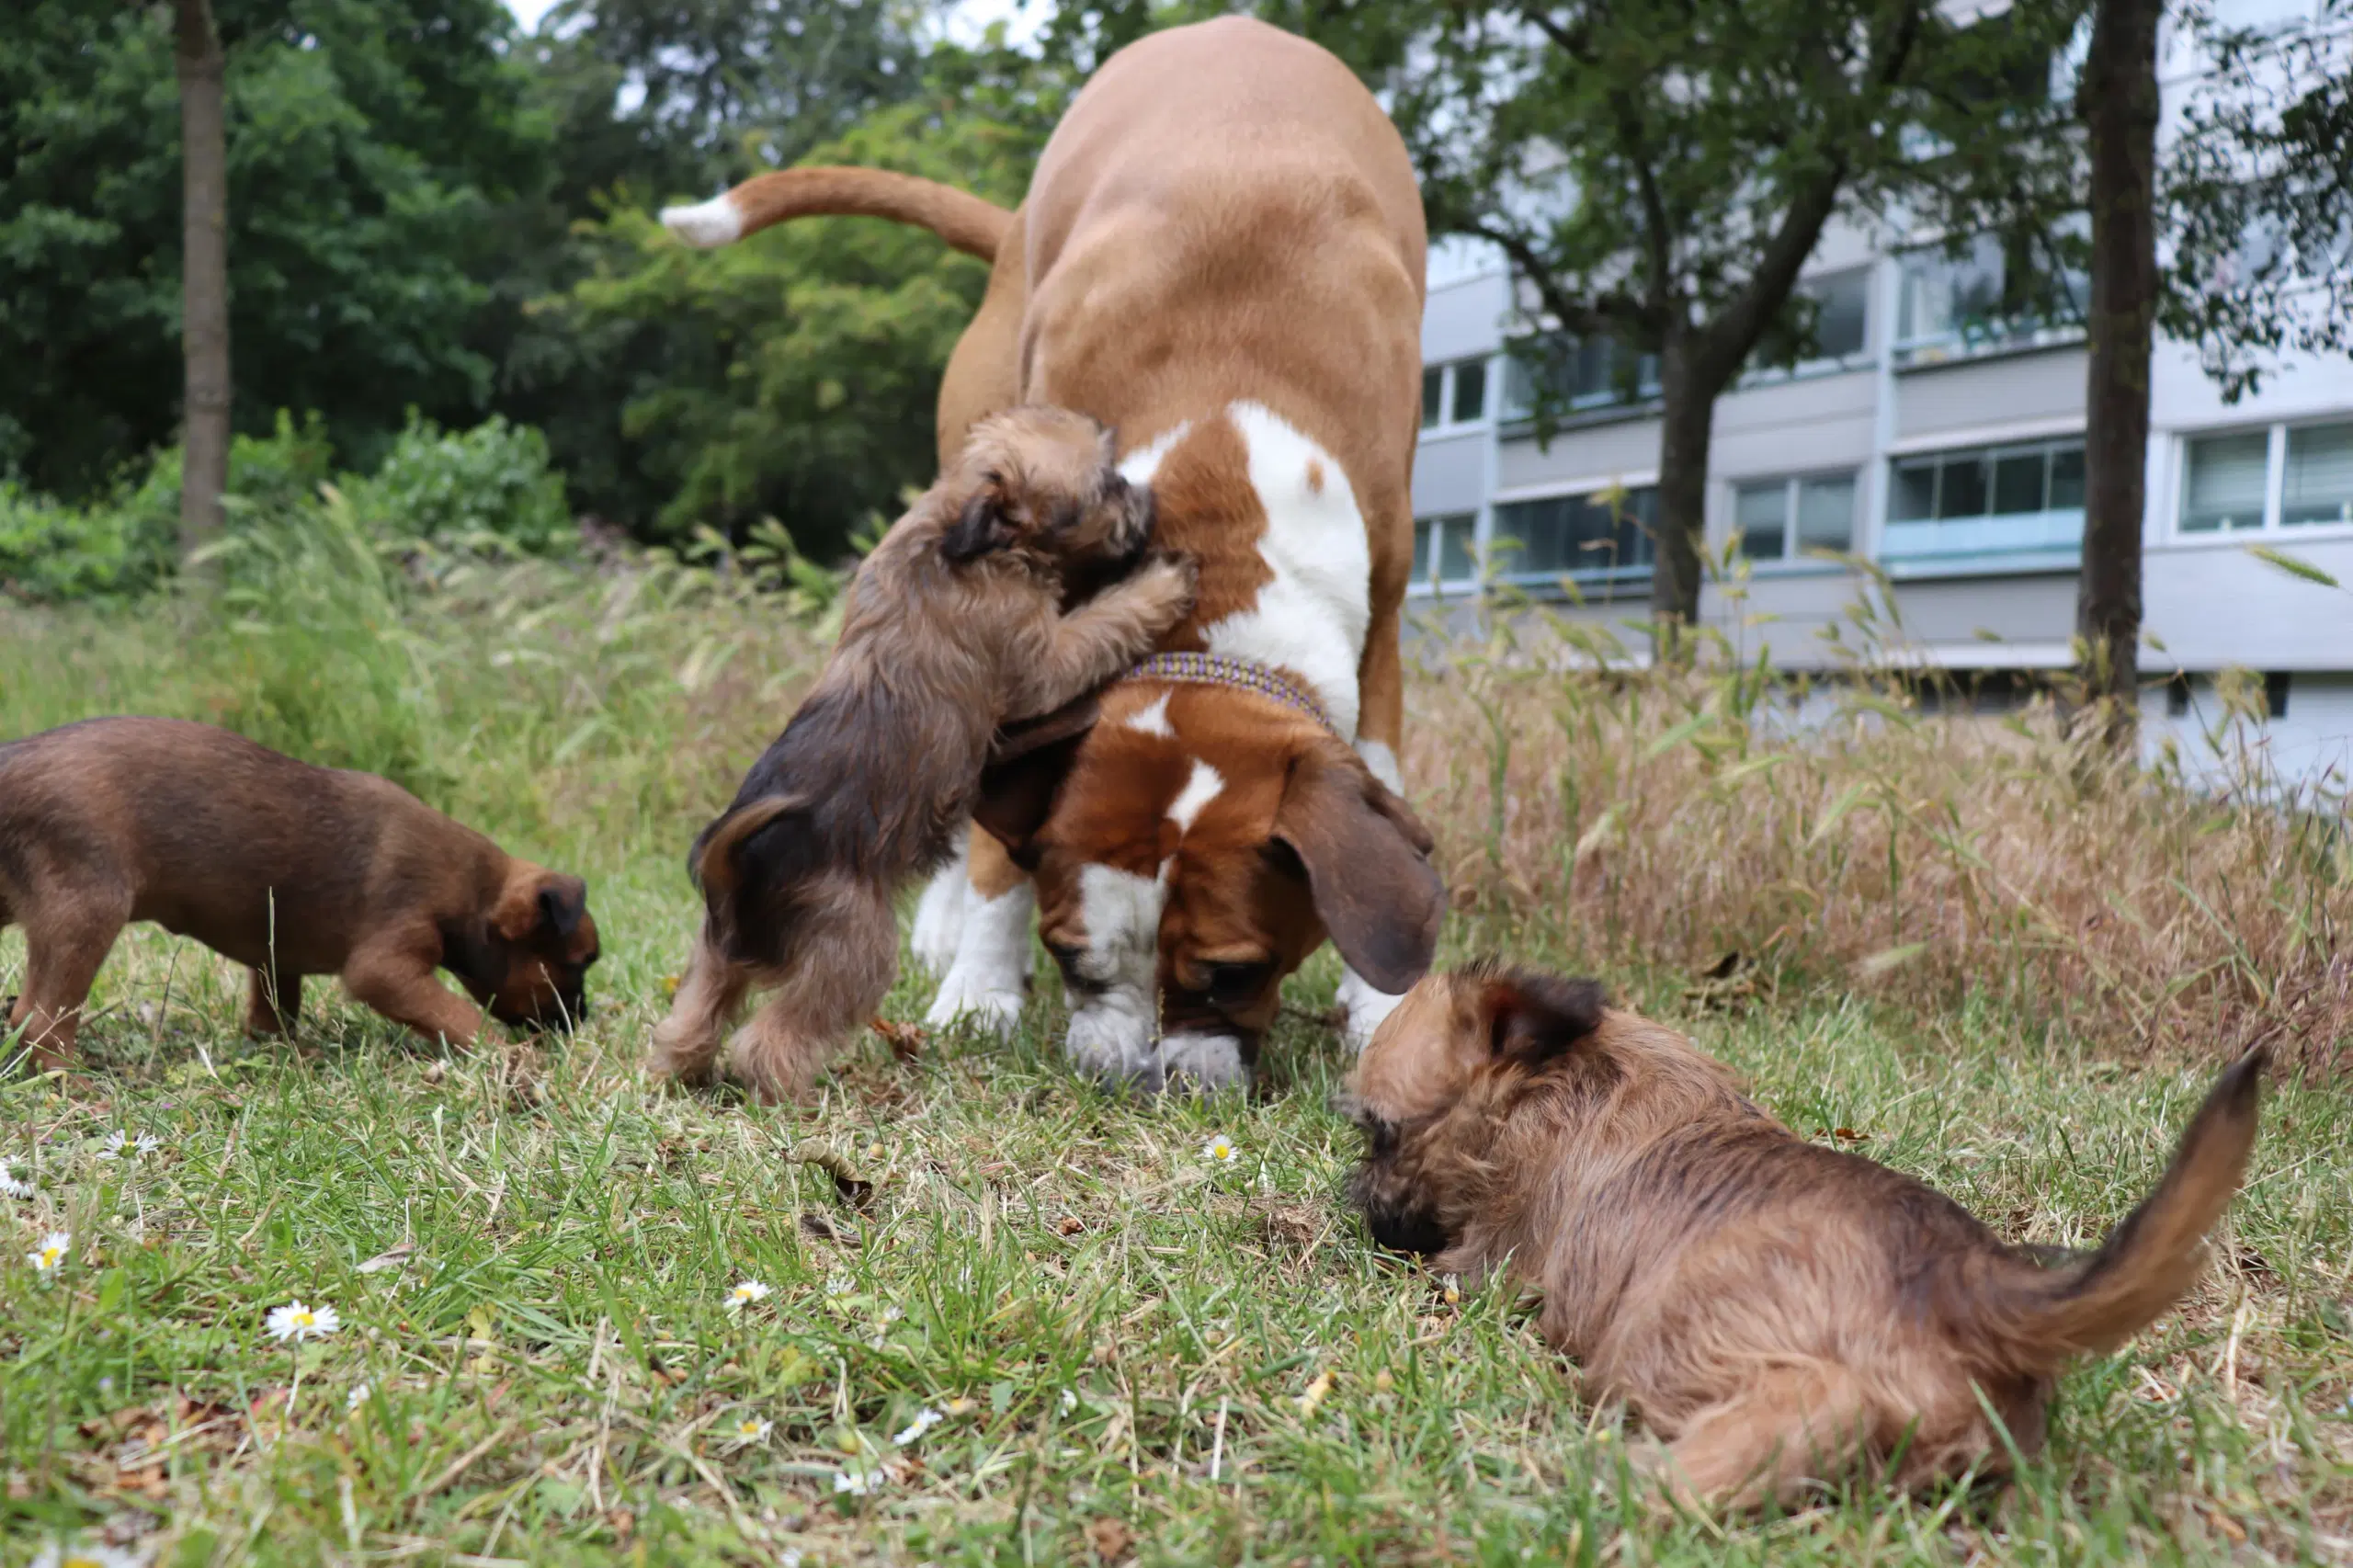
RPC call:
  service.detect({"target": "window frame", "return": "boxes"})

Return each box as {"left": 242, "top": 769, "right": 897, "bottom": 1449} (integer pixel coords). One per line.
{"left": 2172, "top": 415, "right": 2353, "bottom": 541}
{"left": 1740, "top": 267, "right": 1876, "bottom": 387}
{"left": 1879, "top": 436, "right": 2088, "bottom": 576}
{"left": 1487, "top": 482, "right": 1661, "bottom": 598}
{"left": 1405, "top": 510, "right": 1483, "bottom": 597}
{"left": 1727, "top": 470, "right": 1862, "bottom": 571}
{"left": 1421, "top": 356, "right": 1496, "bottom": 434}
{"left": 1891, "top": 225, "right": 2090, "bottom": 369}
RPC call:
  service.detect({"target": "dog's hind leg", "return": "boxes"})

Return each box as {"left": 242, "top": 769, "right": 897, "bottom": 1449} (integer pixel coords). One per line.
{"left": 727, "top": 883, "right": 897, "bottom": 1102}
{"left": 245, "top": 967, "right": 302, "bottom": 1037}
{"left": 1644, "top": 1361, "right": 1875, "bottom": 1513}
{"left": 13, "top": 883, "right": 132, "bottom": 1070}
{"left": 648, "top": 929, "right": 746, "bottom": 1087}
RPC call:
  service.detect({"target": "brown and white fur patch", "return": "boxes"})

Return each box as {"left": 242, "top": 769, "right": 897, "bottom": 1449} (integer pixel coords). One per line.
{"left": 1341, "top": 964, "right": 2269, "bottom": 1510}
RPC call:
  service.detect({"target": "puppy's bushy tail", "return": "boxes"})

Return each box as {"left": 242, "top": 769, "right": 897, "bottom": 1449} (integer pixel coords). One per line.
{"left": 1983, "top": 1048, "right": 2267, "bottom": 1366}
{"left": 691, "top": 795, "right": 801, "bottom": 951}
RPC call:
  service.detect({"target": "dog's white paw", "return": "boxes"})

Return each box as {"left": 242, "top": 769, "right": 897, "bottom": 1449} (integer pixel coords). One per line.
{"left": 1336, "top": 964, "right": 1406, "bottom": 1053}
{"left": 1157, "top": 1032, "right": 1251, "bottom": 1094}
{"left": 1063, "top": 994, "right": 1162, "bottom": 1085}
{"left": 921, "top": 882, "right": 1033, "bottom": 1038}
{"left": 909, "top": 852, "right": 970, "bottom": 978}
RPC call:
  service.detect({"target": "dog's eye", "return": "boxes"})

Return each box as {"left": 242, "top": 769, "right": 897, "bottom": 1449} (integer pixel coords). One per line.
{"left": 1204, "top": 960, "right": 1275, "bottom": 1005}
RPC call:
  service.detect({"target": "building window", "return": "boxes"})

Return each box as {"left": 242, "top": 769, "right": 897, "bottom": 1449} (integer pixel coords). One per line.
{"left": 1884, "top": 438, "right": 2086, "bottom": 568}
{"left": 1420, "top": 358, "right": 1494, "bottom": 431}
{"left": 1409, "top": 512, "right": 1480, "bottom": 590}
{"left": 1893, "top": 229, "right": 2088, "bottom": 368}
{"left": 1492, "top": 485, "right": 1656, "bottom": 595}
{"left": 2177, "top": 418, "right": 2353, "bottom": 535}
{"left": 1732, "top": 473, "right": 1858, "bottom": 564}
{"left": 1501, "top": 334, "right": 1661, "bottom": 420}
{"left": 1748, "top": 269, "right": 1871, "bottom": 381}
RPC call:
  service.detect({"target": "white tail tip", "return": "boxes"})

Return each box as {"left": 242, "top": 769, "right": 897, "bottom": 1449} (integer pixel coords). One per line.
{"left": 660, "top": 196, "right": 743, "bottom": 248}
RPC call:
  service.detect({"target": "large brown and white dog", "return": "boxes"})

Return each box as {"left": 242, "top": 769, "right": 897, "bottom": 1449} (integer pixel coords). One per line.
{"left": 662, "top": 18, "right": 1444, "bottom": 1089}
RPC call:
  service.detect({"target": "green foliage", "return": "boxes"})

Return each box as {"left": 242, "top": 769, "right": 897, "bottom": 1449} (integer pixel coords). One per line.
{"left": 0, "top": 0, "right": 548, "bottom": 497}
{"left": 346, "top": 413, "right": 573, "bottom": 555}
{"left": 549, "top": 55, "right": 1061, "bottom": 556}
{"left": 0, "top": 484, "right": 170, "bottom": 605}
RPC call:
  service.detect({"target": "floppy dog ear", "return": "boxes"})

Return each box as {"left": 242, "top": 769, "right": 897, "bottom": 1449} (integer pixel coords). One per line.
{"left": 1272, "top": 743, "right": 1445, "bottom": 994}
{"left": 974, "top": 700, "right": 1098, "bottom": 869}
{"left": 940, "top": 477, "right": 1014, "bottom": 562}
{"left": 538, "top": 875, "right": 589, "bottom": 940}
{"left": 1482, "top": 970, "right": 1608, "bottom": 1066}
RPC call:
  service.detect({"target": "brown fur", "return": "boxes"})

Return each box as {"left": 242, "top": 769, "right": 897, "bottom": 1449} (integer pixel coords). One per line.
{"left": 0, "top": 718, "right": 598, "bottom": 1062}
{"left": 667, "top": 18, "right": 1438, "bottom": 1078}
{"left": 1340, "top": 964, "right": 2268, "bottom": 1510}
{"left": 646, "top": 407, "right": 1195, "bottom": 1102}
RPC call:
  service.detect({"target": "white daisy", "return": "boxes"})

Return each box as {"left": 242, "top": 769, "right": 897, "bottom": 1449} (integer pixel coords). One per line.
{"left": 728, "top": 1278, "right": 772, "bottom": 1310}
{"left": 264, "top": 1300, "right": 341, "bottom": 1343}
{"left": 726, "top": 1415, "right": 774, "bottom": 1449}
{"left": 31, "top": 1541, "right": 141, "bottom": 1568}
{"left": 0, "top": 1160, "right": 33, "bottom": 1199}
{"left": 347, "top": 1382, "right": 373, "bottom": 1414}
{"left": 832, "top": 1468, "right": 881, "bottom": 1496}
{"left": 824, "top": 1271, "right": 853, "bottom": 1297}
{"left": 27, "top": 1231, "right": 70, "bottom": 1273}
{"left": 95, "top": 1131, "right": 160, "bottom": 1161}
{"left": 1201, "top": 1133, "right": 1238, "bottom": 1165}
{"left": 892, "top": 1406, "right": 943, "bottom": 1446}
{"left": 779, "top": 1552, "right": 804, "bottom": 1568}
{"left": 942, "top": 1396, "right": 978, "bottom": 1416}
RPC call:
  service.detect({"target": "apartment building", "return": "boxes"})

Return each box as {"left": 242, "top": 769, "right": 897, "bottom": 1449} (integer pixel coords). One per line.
{"left": 1406, "top": 2, "right": 2353, "bottom": 790}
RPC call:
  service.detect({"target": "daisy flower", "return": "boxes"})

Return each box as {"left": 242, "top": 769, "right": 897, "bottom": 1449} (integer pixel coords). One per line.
{"left": 824, "top": 1271, "right": 854, "bottom": 1297}
{"left": 725, "top": 1415, "right": 774, "bottom": 1449}
{"left": 95, "top": 1131, "right": 161, "bottom": 1161}
{"left": 943, "top": 1396, "right": 978, "bottom": 1416}
{"left": 347, "top": 1383, "right": 373, "bottom": 1414}
{"left": 0, "top": 1160, "right": 32, "bottom": 1199}
{"left": 265, "top": 1300, "right": 341, "bottom": 1343}
{"left": 892, "top": 1406, "right": 943, "bottom": 1446}
{"left": 832, "top": 1468, "right": 881, "bottom": 1496}
{"left": 1201, "top": 1133, "right": 1238, "bottom": 1165}
{"left": 32, "top": 1541, "right": 141, "bottom": 1568}
{"left": 1059, "top": 1388, "right": 1079, "bottom": 1414}
{"left": 728, "top": 1278, "right": 772, "bottom": 1310}
{"left": 27, "top": 1231, "right": 70, "bottom": 1273}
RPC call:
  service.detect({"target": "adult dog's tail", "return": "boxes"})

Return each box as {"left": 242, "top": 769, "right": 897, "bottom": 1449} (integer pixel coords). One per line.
{"left": 660, "top": 167, "right": 1012, "bottom": 261}
{"left": 1978, "top": 1048, "right": 2267, "bottom": 1367}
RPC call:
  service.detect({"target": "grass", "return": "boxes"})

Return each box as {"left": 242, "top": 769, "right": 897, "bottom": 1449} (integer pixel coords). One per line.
{"left": 5, "top": 536, "right": 2352, "bottom": 1564}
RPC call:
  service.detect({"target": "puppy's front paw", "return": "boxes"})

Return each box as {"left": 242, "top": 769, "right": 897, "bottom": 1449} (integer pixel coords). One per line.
{"left": 1132, "top": 551, "right": 1199, "bottom": 629}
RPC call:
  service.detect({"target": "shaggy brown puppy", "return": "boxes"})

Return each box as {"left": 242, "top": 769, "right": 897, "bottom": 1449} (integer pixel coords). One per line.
{"left": 1, "top": 717, "right": 599, "bottom": 1062}
{"left": 1340, "top": 963, "right": 2267, "bottom": 1510}
{"left": 648, "top": 405, "right": 1195, "bottom": 1102}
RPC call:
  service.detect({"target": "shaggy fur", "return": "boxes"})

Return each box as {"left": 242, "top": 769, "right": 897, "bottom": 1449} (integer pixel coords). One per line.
{"left": 1340, "top": 963, "right": 2268, "bottom": 1510}
{"left": 0, "top": 717, "right": 598, "bottom": 1062}
{"left": 647, "top": 406, "right": 1196, "bottom": 1101}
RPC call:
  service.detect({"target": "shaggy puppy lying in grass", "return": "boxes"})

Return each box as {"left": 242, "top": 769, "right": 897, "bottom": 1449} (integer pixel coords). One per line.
{"left": 649, "top": 405, "right": 1195, "bottom": 1103}
{"left": 1340, "top": 962, "right": 2266, "bottom": 1510}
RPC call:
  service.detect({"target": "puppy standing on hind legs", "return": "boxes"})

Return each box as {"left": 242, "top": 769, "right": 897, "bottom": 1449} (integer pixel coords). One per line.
{"left": 649, "top": 406, "right": 1196, "bottom": 1102}
{"left": 1341, "top": 963, "right": 2269, "bottom": 1510}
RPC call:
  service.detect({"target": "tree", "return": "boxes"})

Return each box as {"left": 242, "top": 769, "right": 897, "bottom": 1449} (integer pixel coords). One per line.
{"left": 175, "top": 0, "right": 231, "bottom": 571}
{"left": 2074, "top": 0, "right": 2165, "bottom": 748}
{"left": 0, "top": 0, "right": 546, "bottom": 499}
{"left": 1379, "top": 3, "right": 2060, "bottom": 656}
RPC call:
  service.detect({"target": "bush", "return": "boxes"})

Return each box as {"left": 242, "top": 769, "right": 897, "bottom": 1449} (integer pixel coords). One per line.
{"left": 346, "top": 412, "right": 572, "bottom": 555}
{"left": 0, "top": 482, "right": 171, "bottom": 602}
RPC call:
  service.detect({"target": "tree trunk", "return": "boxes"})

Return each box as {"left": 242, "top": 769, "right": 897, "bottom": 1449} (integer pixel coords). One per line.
{"left": 176, "top": 0, "right": 231, "bottom": 577}
{"left": 2074, "top": 0, "right": 2163, "bottom": 752}
{"left": 1650, "top": 337, "right": 1714, "bottom": 663}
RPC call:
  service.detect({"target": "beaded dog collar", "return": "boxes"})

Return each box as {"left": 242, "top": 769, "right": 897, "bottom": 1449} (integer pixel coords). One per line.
{"left": 1124, "top": 651, "right": 1338, "bottom": 735}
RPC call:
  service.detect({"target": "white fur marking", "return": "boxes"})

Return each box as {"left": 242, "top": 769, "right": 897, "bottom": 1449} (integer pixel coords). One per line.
{"left": 1198, "top": 402, "right": 1370, "bottom": 739}
{"left": 1355, "top": 739, "right": 1403, "bottom": 795}
{"left": 1165, "top": 760, "right": 1225, "bottom": 835}
{"left": 1118, "top": 422, "right": 1193, "bottom": 487}
{"left": 1159, "top": 1033, "right": 1249, "bottom": 1092}
{"left": 1336, "top": 965, "right": 1407, "bottom": 1054}
{"left": 909, "top": 837, "right": 972, "bottom": 977}
{"left": 660, "top": 196, "right": 744, "bottom": 249}
{"left": 924, "top": 881, "right": 1034, "bottom": 1038}
{"left": 1063, "top": 862, "right": 1166, "bottom": 1083}
{"left": 1122, "top": 693, "right": 1175, "bottom": 737}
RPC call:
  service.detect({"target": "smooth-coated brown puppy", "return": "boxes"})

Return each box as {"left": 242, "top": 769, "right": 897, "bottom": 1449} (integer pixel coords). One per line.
{"left": 0, "top": 717, "right": 599, "bottom": 1062}
{"left": 1341, "top": 963, "right": 2267, "bottom": 1510}
{"left": 649, "top": 405, "right": 1195, "bottom": 1102}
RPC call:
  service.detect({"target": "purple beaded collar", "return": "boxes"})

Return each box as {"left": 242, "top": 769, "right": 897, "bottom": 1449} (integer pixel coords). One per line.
{"left": 1123, "top": 651, "right": 1338, "bottom": 736}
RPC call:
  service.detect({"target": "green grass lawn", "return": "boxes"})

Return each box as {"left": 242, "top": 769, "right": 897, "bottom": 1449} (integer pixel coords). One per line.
{"left": 5, "top": 554, "right": 2352, "bottom": 1564}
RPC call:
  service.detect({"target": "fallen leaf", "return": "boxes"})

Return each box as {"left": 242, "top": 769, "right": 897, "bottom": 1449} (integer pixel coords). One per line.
{"left": 1086, "top": 1517, "right": 1134, "bottom": 1562}
{"left": 870, "top": 1017, "right": 926, "bottom": 1062}
{"left": 1055, "top": 1216, "right": 1086, "bottom": 1237}
{"left": 357, "top": 1242, "right": 416, "bottom": 1275}
{"left": 1296, "top": 1368, "right": 1334, "bottom": 1417}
